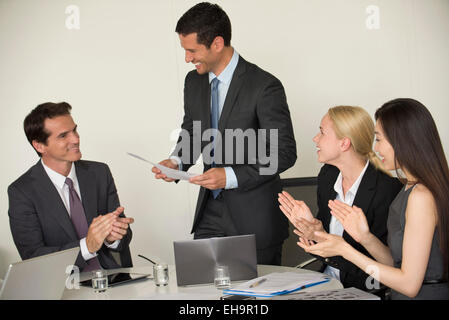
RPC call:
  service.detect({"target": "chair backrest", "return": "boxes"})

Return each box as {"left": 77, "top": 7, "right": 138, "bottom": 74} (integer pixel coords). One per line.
{"left": 280, "top": 178, "right": 322, "bottom": 270}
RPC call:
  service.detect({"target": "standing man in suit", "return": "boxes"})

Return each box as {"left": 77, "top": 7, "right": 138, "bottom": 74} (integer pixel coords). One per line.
{"left": 152, "top": 2, "right": 297, "bottom": 265}
{"left": 8, "top": 102, "right": 134, "bottom": 272}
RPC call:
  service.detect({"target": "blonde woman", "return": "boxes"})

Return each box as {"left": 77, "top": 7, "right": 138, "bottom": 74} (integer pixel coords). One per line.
{"left": 278, "top": 106, "right": 402, "bottom": 291}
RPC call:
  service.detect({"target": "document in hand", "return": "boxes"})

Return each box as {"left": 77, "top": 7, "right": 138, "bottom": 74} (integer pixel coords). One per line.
{"left": 127, "top": 152, "right": 199, "bottom": 181}
{"left": 222, "top": 272, "right": 331, "bottom": 298}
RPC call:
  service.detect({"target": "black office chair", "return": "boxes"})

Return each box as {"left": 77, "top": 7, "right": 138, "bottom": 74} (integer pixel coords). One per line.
{"left": 281, "top": 178, "right": 320, "bottom": 269}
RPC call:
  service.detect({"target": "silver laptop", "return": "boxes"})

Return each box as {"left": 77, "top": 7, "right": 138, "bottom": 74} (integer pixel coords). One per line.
{"left": 0, "top": 247, "right": 80, "bottom": 300}
{"left": 173, "top": 234, "right": 258, "bottom": 286}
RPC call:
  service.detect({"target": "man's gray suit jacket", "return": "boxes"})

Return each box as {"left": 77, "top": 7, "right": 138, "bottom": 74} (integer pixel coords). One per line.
{"left": 8, "top": 160, "right": 133, "bottom": 270}
{"left": 172, "top": 56, "right": 298, "bottom": 250}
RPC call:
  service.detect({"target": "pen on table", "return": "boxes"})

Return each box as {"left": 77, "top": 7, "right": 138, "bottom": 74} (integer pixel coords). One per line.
{"left": 249, "top": 278, "right": 267, "bottom": 288}
{"left": 299, "top": 278, "right": 331, "bottom": 290}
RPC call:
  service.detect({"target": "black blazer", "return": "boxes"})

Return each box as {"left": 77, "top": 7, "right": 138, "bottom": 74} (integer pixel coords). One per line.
{"left": 315, "top": 163, "right": 402, "bottom": 290}
{"left": 8, "top": 160, "right": 133, "bottom": 270}
{"left": 172, "top": 55, "right": 297, "bottom": 250}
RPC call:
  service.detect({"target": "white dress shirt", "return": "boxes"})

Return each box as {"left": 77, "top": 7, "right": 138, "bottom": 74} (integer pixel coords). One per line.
{"left": 41, "top": 160, "right": 119, "bottom": 262}
{"left": 323, "top": 160, "right": 369, "bottom": 280}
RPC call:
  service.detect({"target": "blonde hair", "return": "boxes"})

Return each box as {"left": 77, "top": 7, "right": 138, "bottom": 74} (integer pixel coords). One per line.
{"left": 328, "top": 106, "right": 389, "bottom": 175}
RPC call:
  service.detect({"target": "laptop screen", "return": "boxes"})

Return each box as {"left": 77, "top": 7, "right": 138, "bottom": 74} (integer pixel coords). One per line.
{"left": 0, "top": 247, "right": 79, "bottom": 300}
{"left": 173, "top": 234, "right": 258, "bottom": 286}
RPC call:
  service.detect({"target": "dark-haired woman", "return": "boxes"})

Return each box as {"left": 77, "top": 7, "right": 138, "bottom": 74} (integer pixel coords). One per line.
{"left": 299, "top": 98, "right": 449, "bottom": 299}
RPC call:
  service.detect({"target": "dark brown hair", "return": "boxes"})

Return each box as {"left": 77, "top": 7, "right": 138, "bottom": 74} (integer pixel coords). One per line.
{"left": 23, "top": 102, "right": 72, "bottom": 157}
{"left": 175, "top": 2, "right": 232, "bottom": 48}
{"left": 375, "top": 98, "right": 449, "bottom": 279}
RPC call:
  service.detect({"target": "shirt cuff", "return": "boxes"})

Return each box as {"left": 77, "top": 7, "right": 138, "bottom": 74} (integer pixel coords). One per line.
{"left": 104, "top": 239, "right": 120, "bottom": 249}
{"left": 169, "top": 156, "right": 183, "bottom": 171}
{"left": 224, "top": 167, "right": 238, "bottom": 189}
{"left": 80, "top": 238, "right": 98, "bottom": 261}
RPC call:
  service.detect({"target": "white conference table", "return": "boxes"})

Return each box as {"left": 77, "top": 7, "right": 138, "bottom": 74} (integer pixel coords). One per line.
{"left": 62, "top": 265, "right": 343, "bottom": 300}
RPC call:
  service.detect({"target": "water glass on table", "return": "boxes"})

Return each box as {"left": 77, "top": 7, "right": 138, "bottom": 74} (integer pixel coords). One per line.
{"left": 91, "top": 269, "right": 108, "bottom": 293}
{"left": 153, "top": 263, "right": 169, "bottom": 286}
{"left": 214, "top": 265, "right": 231, "bottom": 289}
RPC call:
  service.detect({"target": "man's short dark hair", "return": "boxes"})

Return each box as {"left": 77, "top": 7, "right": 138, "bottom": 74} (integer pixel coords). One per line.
{"left": 175, "top": 2, "right": 232, "bottom": 48}
{"left": 24, "top": 102, "right": 72, "bottom": 157}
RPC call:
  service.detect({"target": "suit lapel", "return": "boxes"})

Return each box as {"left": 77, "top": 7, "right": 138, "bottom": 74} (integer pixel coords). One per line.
{"left": 75, "top": 161, "right": 98, "bottom": 225}
{"left": 32, "top": 161, "right": 78, "bottom": 240}
{"left": 352, "top": 163, "right": 376, "bottom": 215}
{"left": 218, "top": 56, "right": 247, "bottom": 131}
{"left": 201, "top": 75, "right": 211, "bottom": 130}
{"left": 321, "top": 172, "right": 337, "bottom": 232}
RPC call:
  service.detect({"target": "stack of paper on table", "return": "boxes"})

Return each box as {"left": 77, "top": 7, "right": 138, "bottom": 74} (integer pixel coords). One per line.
{"left": 223, "top": 272, "right": 331, "bottom": 298}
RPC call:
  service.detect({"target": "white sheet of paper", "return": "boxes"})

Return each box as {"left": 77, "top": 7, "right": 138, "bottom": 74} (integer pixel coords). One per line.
{"left": 127, "top": 152, "right": 199, "bottom": 181}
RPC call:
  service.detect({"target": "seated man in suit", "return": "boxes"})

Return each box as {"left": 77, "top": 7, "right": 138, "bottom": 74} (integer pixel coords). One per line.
{"left": 8, "top": 102, "right": 134, "bottom": 272}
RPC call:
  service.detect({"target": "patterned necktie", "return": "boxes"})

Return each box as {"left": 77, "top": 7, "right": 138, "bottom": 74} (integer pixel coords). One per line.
{"left": 65, "top": 177, "right": 102, "bottom": 272}
{"left": 210, "top": 78, "right": 222, "bottom": 199}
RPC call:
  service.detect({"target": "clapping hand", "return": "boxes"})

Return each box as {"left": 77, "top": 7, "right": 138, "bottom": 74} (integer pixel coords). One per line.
{"left": 278, "top": 191, "right": 314, "bottom": 223}
{"left": 292, "top": 218, "right": 325, "bottom": 243}
{"left": 86, "top": 209, "right": 121, "bottom": 253}
{"left": 105, "top": 207, "right": 134, "bottom": 244}
{"left": 278, "top": 191, "right": 326, "bottom": 243}
{"left": 328, "top": 200, "right": 371, "bottom": 244}
{"left": 298, "top": 231, "right": 349, "bottom": 258}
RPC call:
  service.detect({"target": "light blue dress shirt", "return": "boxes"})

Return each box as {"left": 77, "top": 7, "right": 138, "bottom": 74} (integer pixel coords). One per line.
{"left": 171, "top": 49, "right": 240, "bottom": 190}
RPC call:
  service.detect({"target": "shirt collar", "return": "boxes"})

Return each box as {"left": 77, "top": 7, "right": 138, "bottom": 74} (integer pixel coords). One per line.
{"left": 41, "top": 159, "right": 77, "bottom": 189}
{"left": 334, "top": 160, "right": 370, "bottom": 199}
{"left": 209, "top": 49, "right": 240, "bottom": 84}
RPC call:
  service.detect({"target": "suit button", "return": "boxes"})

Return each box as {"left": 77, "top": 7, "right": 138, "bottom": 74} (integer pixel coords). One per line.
{"left": 325, "top": 258, "right": 330, "bottom": 263}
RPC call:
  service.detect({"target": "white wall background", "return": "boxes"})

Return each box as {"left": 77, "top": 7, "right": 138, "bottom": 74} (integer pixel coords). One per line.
{"left": 1, "top": 0, "right": 448, "bottom": 277}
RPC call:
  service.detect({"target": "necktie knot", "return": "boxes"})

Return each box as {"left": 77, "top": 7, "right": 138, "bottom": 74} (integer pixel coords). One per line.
{"left": 65, "top": 177, "right": 74, "bottom": 189}
{"left": 211, "top": 77, "right": 219, "bottom": 91}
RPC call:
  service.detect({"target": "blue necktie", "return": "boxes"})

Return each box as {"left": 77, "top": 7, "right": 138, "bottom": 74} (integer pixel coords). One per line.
{"left": 210, "top": 78, "right": 222, "bottom": 199}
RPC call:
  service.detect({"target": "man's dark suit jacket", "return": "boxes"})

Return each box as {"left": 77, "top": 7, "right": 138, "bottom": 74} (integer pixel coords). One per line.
{"left": 315, "top": 163, "right": 403, "bottom": 290}
{"left": 8, "top": 160, "right": 133, "bottom": 270}
{"left": 172, "top": 55, "right": 297, "bottom": 250}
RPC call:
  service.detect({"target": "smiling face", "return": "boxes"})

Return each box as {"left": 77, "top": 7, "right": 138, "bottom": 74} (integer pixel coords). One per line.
{"left": 179, "top": 33, "right": 222, "bottom": 75}
{"left": 374, "top": 120, "right": 396, "bottom": 171}
{"left": 312, "top": 113, "right": 344, "bottom": 165}
{"left": 33, "top": 114, "right": 82, "bottom": 167}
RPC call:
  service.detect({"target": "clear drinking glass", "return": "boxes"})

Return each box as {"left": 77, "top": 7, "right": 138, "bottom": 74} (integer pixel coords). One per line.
{"left": 153, "top": 263, "right": 169, "bottom": 286}
{"left": 214, "top": 265, "right": 231, "bottom": 289}
{"left": 91, "top": 269, "right": 108, "bottom": 293}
